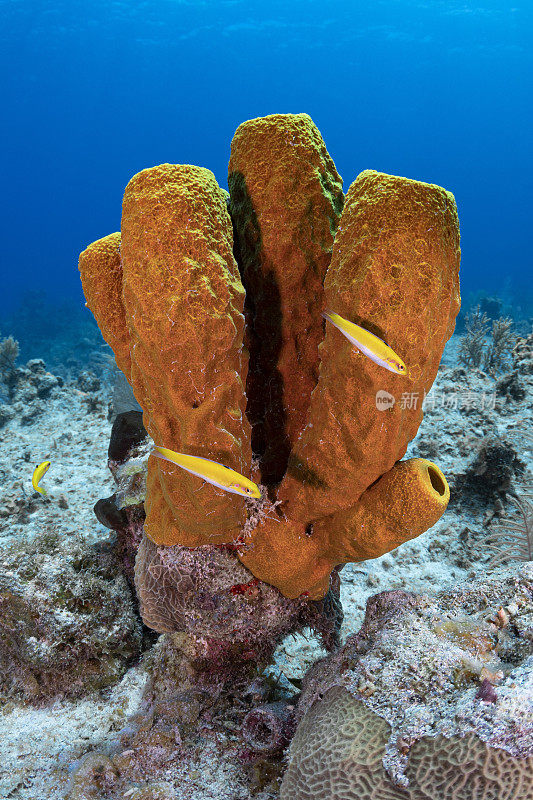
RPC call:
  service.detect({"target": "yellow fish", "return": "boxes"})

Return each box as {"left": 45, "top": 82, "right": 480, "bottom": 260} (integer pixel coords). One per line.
{"left": 32, "top": 460, "right": 51, "bottom": 495}
{"left": 322, "top": 310, "right": 407, "bottom": 375}
{"left": 151, "top": 446, "right": 261, "bottom": 499}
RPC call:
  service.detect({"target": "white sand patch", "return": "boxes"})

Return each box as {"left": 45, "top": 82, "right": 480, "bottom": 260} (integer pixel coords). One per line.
{"left": 0, "top": 666, "right": 147, "bottom": 800}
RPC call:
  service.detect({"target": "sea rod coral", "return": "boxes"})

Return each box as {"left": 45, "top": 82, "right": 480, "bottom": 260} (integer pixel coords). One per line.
{"left": 79, "top": 114, "right": 460, "bottom": 618}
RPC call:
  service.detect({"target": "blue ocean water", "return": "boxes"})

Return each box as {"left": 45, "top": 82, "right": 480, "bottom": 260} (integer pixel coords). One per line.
{"left": 1, "top": 0, "right": 531, "bottom": 319}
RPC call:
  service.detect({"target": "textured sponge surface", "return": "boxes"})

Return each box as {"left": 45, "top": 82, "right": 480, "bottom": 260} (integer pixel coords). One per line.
{"left": 79, "top": 117, "right": 460, "bottom": 599}
{"left": 281, "top": 169, "right": 461, "bottom": 523}
{"left": 82, "top": 164, "right": 253, "bottom": 547}
{"left": 229, "top": 113, "right": 344, "bottom": 484}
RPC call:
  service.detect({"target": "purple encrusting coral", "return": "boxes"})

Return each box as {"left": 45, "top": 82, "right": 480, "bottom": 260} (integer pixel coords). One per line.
{"left": 475, "top": 677, "right": 498, "bottom": 703}
{"left": 135, "top": 533, "right": 342, "bottom": 686}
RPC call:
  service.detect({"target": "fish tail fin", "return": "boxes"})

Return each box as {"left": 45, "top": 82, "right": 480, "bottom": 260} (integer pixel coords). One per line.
{"left": 151, "top": 446, "right": 169, "bottom": 463}
{"left": 151, "top": 446, "right": 183, "bottom": 468}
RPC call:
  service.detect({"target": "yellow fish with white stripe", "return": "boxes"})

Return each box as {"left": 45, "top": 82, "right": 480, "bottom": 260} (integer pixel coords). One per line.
{"left": 151, "top": 446, "right": 261, "bottom": 499}
{"left": 32, "top": 460, "right": 51, "bottom": 495}
{"left": 322, "top": 310, "right": 407, "bottom": 375}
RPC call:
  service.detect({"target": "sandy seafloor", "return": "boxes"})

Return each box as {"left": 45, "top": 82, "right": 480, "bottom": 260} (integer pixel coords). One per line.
{"left": 0, "top": 332, "right": 531, "bottom": 800}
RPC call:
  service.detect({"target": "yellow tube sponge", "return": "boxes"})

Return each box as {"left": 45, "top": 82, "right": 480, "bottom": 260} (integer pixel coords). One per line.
{"left": 79, "top": 232, "right": 132, "bottom": 380}
{"left": 239, "top": 458, "right": 450, "bottom": 599}
{"left": 324, "top": 458, "right": 450, "bottom": 562}
{"left": 229, "top": 113, "right": 344, "bottom": 484}
{"left": 279, "top": 170, "right": 460, "bottom": 525}
{"left": 79, "top": 116, "right": 460, "bottom": 600}
{"left": 81, "top": 164, "right": 252, "bottom": 547}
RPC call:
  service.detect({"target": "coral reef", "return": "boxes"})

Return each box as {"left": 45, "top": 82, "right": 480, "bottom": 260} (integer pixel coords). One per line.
{"left": 483, "top": 316, "right": 515, "bottom": 374}
{"left": 513, "top": 330, "right": 533, "bottom": 374}
{"left": 284, "top": 692, "right": 533, "bottom": 800}
{"left": 3, "top": 261, "right": 531, "bottom": 797}
{"left": 0, "top": 353, "right": 62, "bottom": 426}
{"left": 459, "top": 306, "right": 516, "bottom": 374}
{"left": 459, "top": 306, "right": 489, "bottom": 367}
{"left": 453, "top": 436, "right": 524, "bottom": 503}
{"left": 496, "top": 371, "right": 526, "bottom": 402}
{"left": 281, "top": 565, "right": 533, "bottom": 799}
{"left": 77, "top": 369, "right": 101, "bottom": 393}
{"left": 62, "top": 641, "right": 293, "bottom": 800}
{"left": 79, "top": 113, "right": 460, "bottom": 602}
{"left": 0, "top": 530, "right": 142, "bottom": 701}
{"left": 482, "top": 488, "right": 533, "bottom": 566}
{"left": 0, "top": 335, "right": 19, "bottom": 399}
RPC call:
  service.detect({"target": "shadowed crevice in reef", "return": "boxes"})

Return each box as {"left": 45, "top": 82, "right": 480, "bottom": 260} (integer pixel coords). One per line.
{"left": 108, "top": 410, "right": 146, "bottom": 462}
{"left": 286, "top": 450, "right": 329, "bottom": 491}
{"left": 229, "top": 172, "right": 292, "bottom": 486}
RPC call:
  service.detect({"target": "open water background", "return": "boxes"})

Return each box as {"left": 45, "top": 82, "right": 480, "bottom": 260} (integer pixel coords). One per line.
{"left": 1, "top": 0, "right": 532, "bottom": 326}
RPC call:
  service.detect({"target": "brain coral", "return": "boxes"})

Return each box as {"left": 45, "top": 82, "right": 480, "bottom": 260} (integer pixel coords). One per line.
{"left": 79, "top": 113, "right": 460, "bottom": 602}
{"left": 281, "top": 565, "right": 533, "bottom": 800}
{"left": 229, "top": 113, "right": 344, "bottom": 484}
{"left": 282, "top": 687, "right": 533, "bottom": 800}
{"left": 134, "top": 532, "right": 341, "bottom": 677}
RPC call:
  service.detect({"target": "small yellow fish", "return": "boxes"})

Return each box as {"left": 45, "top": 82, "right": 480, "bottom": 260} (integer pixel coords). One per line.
{"left": 151, "top": 446, "right": 261, "bottom": 499}
{"left": 322, "top": 310, "right": 407, "bottom": 375}
{"left": 32, "top": 460, "right": 51, "bottom": 495}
